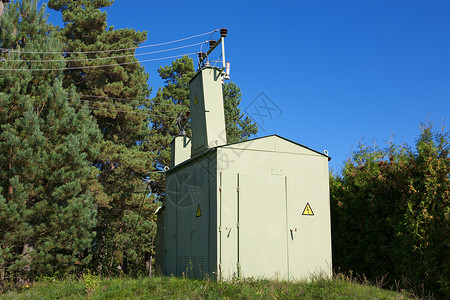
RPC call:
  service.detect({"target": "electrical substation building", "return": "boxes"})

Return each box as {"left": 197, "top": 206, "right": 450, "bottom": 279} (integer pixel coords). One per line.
{"left": 156, "top": 65, "right": 332, "bottom": 281}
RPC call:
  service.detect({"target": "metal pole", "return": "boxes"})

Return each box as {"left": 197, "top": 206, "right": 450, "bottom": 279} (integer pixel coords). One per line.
{"left": 221, "top": 37, "right": 226, "bottom": 69}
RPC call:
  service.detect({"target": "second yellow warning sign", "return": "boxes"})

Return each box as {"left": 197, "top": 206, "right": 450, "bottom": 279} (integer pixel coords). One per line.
{"left": 302, "top": 203, "right": 314, "bottom": 216}
{"left": 196, "top": 204, "right": 202, "bottom": 218}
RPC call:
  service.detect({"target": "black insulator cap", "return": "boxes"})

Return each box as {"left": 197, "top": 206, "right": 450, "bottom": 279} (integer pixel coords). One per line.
{"left": 198, "top": 52, "right": 206, "bottom": 60}
{"left": 209, "top": 40, "right": 216, "bottom": 48}
{"left": 220, "top": 28, "right": 228, "bottom": 37}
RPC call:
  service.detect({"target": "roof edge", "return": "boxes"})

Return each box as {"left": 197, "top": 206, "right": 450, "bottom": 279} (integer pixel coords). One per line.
{"left": 219, "top": 134, "right": 332, "bottom": 161}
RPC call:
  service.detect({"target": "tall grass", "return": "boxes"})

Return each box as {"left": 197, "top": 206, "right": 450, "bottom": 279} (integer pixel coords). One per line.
{"left": 0, "top": 273, "right": 418, "bottom": 299}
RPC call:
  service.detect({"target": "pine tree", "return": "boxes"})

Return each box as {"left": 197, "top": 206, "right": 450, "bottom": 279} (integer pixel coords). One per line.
{"left": 0, "top": 0, "right": 101, "bottom": 285}
{"left": 47, "top": 0, "right": 156, "bottom": 275}
{"left": 147, "top": 56, "right": 258, "bottom": 193}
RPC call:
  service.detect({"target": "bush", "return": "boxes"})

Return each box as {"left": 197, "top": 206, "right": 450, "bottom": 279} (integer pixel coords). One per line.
{"left": 331, "top": 121, "right": 449, "bottom": 298}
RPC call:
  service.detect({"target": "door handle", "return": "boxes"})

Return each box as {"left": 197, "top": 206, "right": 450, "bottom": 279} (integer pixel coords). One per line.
{"left": 290, "top": 228, "right": 297, "bottom": 240}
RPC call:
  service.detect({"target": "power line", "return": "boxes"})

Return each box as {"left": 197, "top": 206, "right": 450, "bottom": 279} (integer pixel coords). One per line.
{"left": 6, "top": 29, "right": 219, "bottom": 55}
{"left": 3, "top": 42, "right": 206, "bottom": 63}
{"left": 81, "top": 95, "right": 189, "bottom": 107}
{"left": 79, "top": 105, "right": 189, "bottom": 119}
{"left": 0, "top": 52, "right": 197, "bottom": 71}
{"left": 79, "top": 100, "right": 188, "bottom": 113}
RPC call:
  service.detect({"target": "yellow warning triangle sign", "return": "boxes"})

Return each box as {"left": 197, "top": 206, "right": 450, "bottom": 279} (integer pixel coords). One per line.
{"left": 194, "top": 95, "right": 198, "bottom": 104}
{"left": 196, "top": 204, "right": 202, "bottom": 217}
{"left": 302, "top": 203, "right": 314, "bottom": 216}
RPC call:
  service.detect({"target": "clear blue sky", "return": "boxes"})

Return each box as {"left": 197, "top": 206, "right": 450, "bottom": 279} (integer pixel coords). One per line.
{"left": 42, "top": 0, "right": 449, "bottom": 172}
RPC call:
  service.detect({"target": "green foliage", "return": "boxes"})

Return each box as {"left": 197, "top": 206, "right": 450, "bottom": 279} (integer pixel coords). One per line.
{"left": 48, "top": 0, "right": 113, "bottom": 12}
{"left": 0, "top": 0, "right": 101, "bottom": 288}
{"left": 331, "top": 121, "right": 449, "bottom": 298}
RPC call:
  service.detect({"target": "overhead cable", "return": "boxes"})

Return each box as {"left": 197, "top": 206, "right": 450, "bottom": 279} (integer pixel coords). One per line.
{"left": 0, "top": 52, "right": 197, "bottom": 71}
{"left": 81, "top": 95, "right": 189, "bottom": 107}
{"left": 6, "top": 29, "right": 219, "bottom": 55}
{"left": 79, "top": 105, "right": 189, "bottom": 119}
{"left": 79, "top": 100, "right": 188, "bottom": 113}
{"left": 3, "top": 42, "right": 206, "bottom": 63}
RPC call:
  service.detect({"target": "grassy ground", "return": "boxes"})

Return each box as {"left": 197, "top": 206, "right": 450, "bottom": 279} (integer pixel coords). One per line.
{"left": 0, "top": 275, "right": 417, "bottom": 300}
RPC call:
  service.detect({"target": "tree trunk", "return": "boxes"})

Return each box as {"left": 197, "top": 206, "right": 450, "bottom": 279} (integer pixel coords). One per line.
{"left": 0, "top": 263, "right": 5, "bottom": 289}
{"left": 149, "top": 256, "right": 152, "bottom": 277}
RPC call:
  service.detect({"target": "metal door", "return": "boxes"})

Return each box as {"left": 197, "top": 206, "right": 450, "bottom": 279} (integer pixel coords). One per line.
{"left": 219, "top": 172, "right": 238, "bottom": 279}
{"left": 286, "top": 176, "right": 332, "bottom": 281}
{"left": 176, "top": 167, "right": 210, "bottom": 278}
{"left": 238, "top": 173, "right": 288, "bottom": 279}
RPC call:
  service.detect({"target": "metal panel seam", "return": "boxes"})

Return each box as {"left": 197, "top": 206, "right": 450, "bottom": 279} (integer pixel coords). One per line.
{"left": 236, "top": 173, "right": 240, "bottom": 277}
{"left": 285, "top": 176, "right": 290, "bottom": 281}
{"left": 219, "top": 171, "right": 222, "bottom": 279}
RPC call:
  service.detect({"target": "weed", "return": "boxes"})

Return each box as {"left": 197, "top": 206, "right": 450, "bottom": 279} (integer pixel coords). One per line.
{"left": 82, "top": 270, "right": 101, "bottom": 297}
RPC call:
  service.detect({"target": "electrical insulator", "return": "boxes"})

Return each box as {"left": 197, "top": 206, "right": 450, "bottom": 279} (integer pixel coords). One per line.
{"left": 197, "top": 52, "right": 206, "bottom": 69}
{"left": 224, "top": 61, "right": 230, "bottom": 79}
{"left": 220, "top": 28, "right": 228, "bottom": 38}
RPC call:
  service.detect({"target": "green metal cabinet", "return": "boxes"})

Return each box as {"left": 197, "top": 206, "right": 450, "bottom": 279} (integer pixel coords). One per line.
{"left": 159, "top": 135, "right": 332, "bottom": 281}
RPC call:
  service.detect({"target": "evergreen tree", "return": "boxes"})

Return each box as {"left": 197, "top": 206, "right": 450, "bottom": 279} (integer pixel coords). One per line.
{"left": 147, "top": 56, "right": 258, "bottom": 193}
{"left": 47, "top": 0, "right": 156, "bottom": 276}
{"left": 0, "top": 0, "right": 100, "bottom": 285}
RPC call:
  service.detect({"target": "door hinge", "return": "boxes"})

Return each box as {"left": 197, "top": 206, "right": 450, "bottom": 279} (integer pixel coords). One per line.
{"left": 236, "top": 186, "right": 240, "bottom": 192}
{"left": 236, "top": 222, "right": 240, "bottom": 228}
{"left": 219, "top": 226, "right": 222, "bottom": 232}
